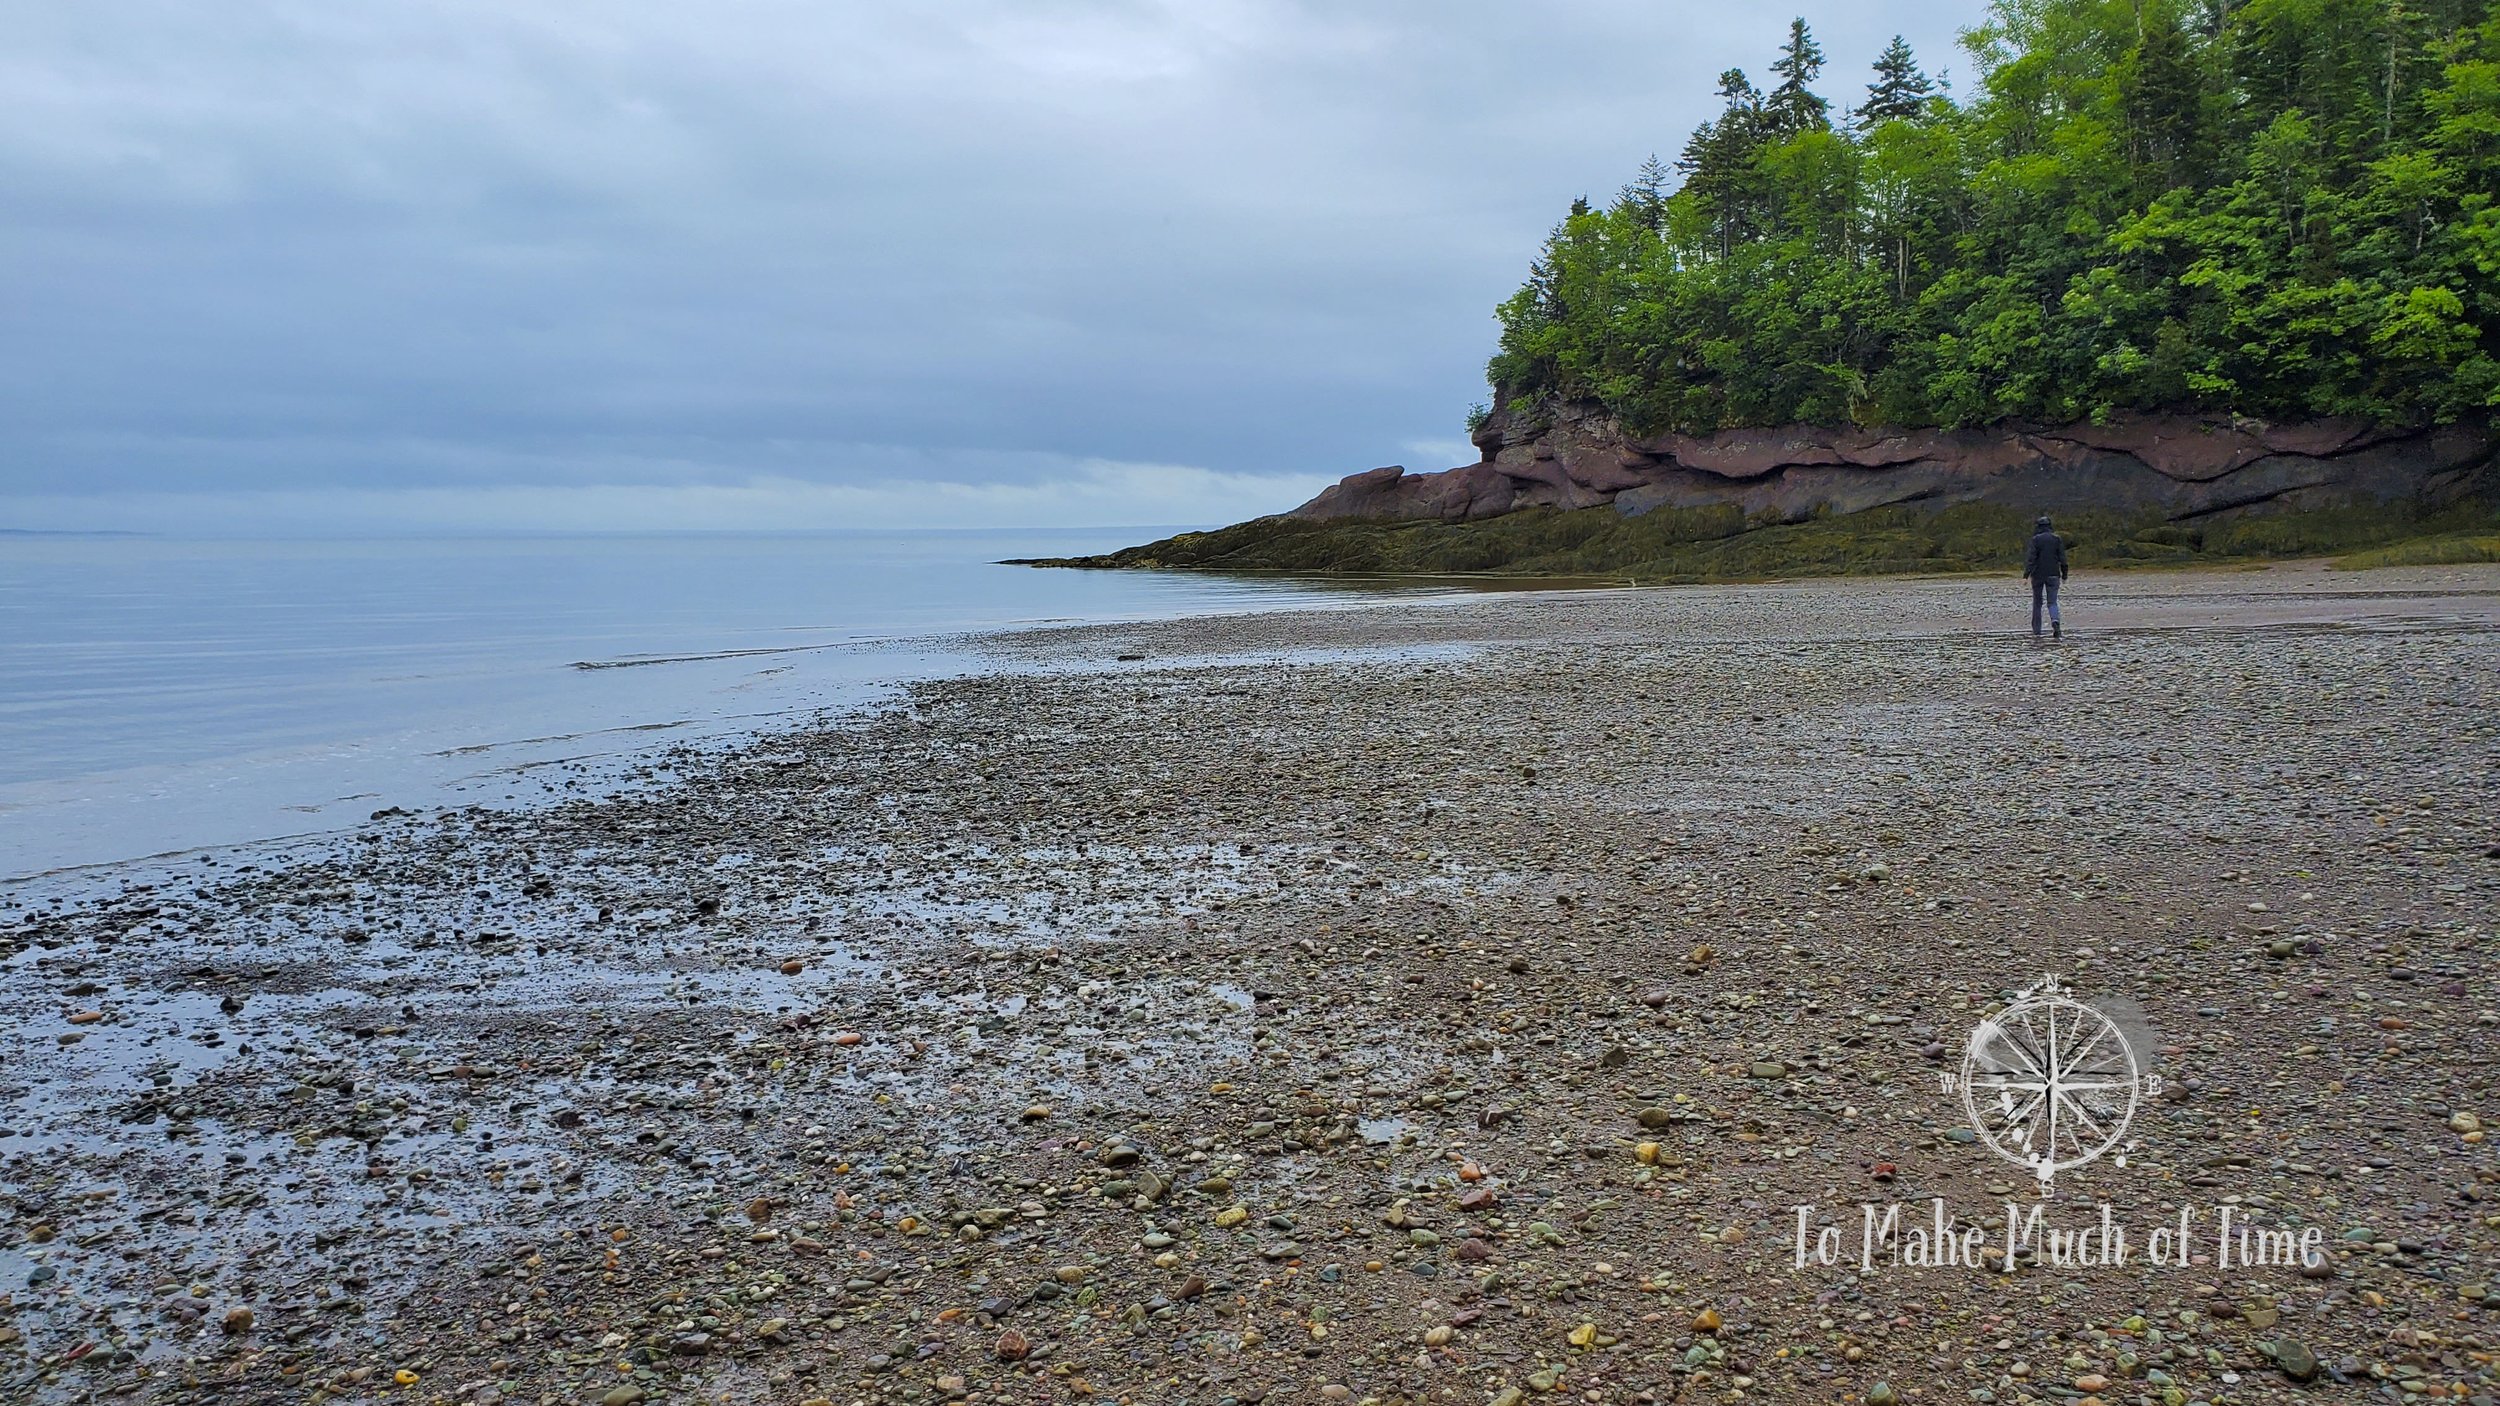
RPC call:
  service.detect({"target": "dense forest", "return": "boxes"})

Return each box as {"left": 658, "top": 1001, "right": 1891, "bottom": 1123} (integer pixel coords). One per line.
{"left": 1486, "top": 0, "right": 2500, "bottom": 435}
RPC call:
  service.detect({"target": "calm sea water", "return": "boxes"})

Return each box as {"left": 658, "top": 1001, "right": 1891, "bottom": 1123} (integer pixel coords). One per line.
{"left": 0, "top": 530, "right": 1404, "bottom": 877}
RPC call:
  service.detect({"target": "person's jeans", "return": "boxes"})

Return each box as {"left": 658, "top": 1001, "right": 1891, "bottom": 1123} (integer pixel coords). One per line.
{"left": 2032, "top": 577, "right": 2061, "bottom": 635}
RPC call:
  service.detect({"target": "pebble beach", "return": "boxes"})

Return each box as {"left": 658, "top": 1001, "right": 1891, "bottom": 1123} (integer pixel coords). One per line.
{"left": 3, "top": 564, "right": 2495, "bottom": 1406}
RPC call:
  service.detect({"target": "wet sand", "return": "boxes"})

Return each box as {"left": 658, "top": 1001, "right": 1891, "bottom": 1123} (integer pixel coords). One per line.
{"left": 3, "top": 563, "right": 2495, "bottom": 1406}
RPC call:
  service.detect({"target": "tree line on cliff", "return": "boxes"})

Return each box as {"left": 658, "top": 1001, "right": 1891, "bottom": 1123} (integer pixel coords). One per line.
{"left": 1485, "top": 0, "right": 2500, "bottom": 436}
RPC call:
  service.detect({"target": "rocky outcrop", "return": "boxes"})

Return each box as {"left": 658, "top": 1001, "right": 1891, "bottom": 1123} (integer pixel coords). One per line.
{"left": 1290, "top": 401, "right": 2493, "bottom": 526}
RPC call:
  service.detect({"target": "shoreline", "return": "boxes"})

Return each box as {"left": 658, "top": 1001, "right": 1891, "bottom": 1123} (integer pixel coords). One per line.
{"left": 2, "top": 565, "right": 2495, "bottom": 1405}
{"left": 0, "top": 529, "right": 1469, "bottom": 882}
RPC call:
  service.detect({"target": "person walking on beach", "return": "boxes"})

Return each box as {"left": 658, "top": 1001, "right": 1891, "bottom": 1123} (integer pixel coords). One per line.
{"left": 2024, "top": 515, "right": 2069, "bottom": 639}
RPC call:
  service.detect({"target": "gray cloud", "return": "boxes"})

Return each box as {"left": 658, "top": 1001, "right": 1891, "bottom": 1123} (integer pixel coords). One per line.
{"left": 0, "top": 0, "right": 1973, "bottom": 528}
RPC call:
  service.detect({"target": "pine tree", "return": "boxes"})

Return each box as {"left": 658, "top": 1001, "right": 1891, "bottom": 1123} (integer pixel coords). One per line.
{"left": 1619, "top": 154, "right": 1672, "bottom": 229}
{"left": 1853, "top": 35, "right": 1936, "bottom": 126}
{"left": 2120, "top": 12, "right": 2206, "bottom": 188}
{"left": 1523, "top": 249, "right": 1561, "bottom": 319}
{"left": 1720, "top": 66, "right": 1764, "bottom": 137}
{"left": 1678, "top": 68, "right": 1765, "bottom": 177}
{"left": 1678, "top": 69, "right": 1768, "bottom": 258}
{"left": 1767, "top": 18, "right": 1830, "bottom": 133}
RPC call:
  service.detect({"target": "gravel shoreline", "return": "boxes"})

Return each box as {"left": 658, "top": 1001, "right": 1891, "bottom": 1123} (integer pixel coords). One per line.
{"left": 3, "top": 564, "right": 2495, "bottom": 1406}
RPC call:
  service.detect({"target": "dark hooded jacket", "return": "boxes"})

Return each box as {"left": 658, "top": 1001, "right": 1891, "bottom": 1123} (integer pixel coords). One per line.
{"left": 2023, "top": 528, "right": 2069, "bottom": 582}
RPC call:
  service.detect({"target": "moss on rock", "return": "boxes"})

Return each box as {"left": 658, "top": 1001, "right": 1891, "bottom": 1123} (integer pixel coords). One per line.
{"left": 1020, "top": 498, "right": 2500, "bottom": 582}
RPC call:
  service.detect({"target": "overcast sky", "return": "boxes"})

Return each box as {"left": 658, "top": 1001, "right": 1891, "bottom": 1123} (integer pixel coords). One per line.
{"left": 1, "top": 1, "right": 1972, "bottom": 533}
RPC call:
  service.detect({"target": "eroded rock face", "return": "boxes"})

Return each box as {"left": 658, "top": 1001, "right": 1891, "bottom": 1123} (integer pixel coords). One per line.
{"left": 1287, "top": 402, "right": 2493, "bottom": 525}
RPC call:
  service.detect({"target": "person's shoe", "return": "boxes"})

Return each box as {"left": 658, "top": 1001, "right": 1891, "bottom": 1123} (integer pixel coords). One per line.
{"left": 2052, "top": 621, "right": 2062, "bottom": 639}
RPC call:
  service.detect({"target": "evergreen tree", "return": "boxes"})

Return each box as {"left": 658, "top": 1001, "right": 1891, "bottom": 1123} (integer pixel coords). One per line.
{"left": 1767, "top": 18, "right": 1830, "bottom": 133}
{"left": 1619, "top": 154, "right": 1672, "bottom": 229}
{"left": 1678, "top": 66, "right": 1765, "bottom": 176}
{"left": 1678, "top": 69, "right": 1769, "bottom": 257}
{"left": 1854, "top": 35, "right": 1936, "bottom": 126}
{"left": 2120, "top": 10, "right": 2207, "bottom": 189}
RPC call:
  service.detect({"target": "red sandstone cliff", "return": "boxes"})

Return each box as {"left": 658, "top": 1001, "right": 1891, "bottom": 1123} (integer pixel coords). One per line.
{"left": 1291, "top": 402, "right": 2495, "bottom": 526}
